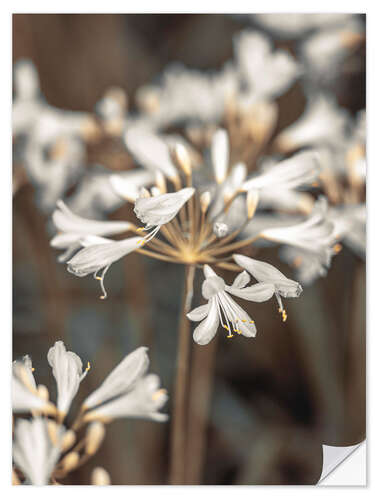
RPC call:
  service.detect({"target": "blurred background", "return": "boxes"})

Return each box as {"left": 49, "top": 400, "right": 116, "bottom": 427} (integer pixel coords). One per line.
{"left": 12, "top": 14, "right": 365, "bottom": 485}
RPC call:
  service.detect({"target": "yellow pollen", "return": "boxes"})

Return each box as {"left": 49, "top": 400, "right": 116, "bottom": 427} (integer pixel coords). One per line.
{"left": 250, "top": 320, "right": 255, "bottom": 324}
{"left": 333, "top": 243, "right": 342, "bottom": 254}
{"left": 241, "top": 319, "right": 247, "bottom": 323}
{"left": 31, "top": 367, "right": 35, "bottom": 372}
{"left": 136, "top": 227, "right": 146, "bottom": 232}
{"left": 223, "top": 325, "right": 229, "bottom": 330}
{"left": 227, "top": 334, "right": 234, "bottom": 339}
{"left": 152, "top": 388, "right": 167, "bottom": 401}
{"left": 95, "top": 276, "right": 102, "bottom": 281}
{"left": 137, "top": 239, "right": 146, "bottom": 246}
{"left": 86, "top": 362, "right": 91, "bottom": 372}
{"left": 100, "top": 295, "right": 106, "bottom": 300}
{"left": 282, "top": 310, "right": 287, "bottom": 322}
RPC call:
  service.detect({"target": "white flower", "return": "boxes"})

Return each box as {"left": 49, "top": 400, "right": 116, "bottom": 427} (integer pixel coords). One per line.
{"left": 251, "top": 13, "right": 355, "bottom": 38}
{"left": 274, "top": 94, "right": 348, "bottom": 152}
{"left": 135, "top": 64, "right": 238, "bottom": 128}
{"left": 47, "top": 341, "right": 89, "bottom": 417}
{"left": 12, "top": 357, "right": 49, "bottom": 414}
{"left": 67, "top": 236, "right": 142, "bottom": 299}
{"left": 134, "top": 186, "right": 195, "bottom": 237}
{"left": 51, "top": 200, "right": 133, "bottom": 262}
{"left": 241, "top": 151, "right": 321, "bottom": 194}
{"left": 234, "top": 31, "right": 300, "bottom": 100}
{"left": 187, "top": 265, "right": 275, "bottom": 345}
{"left": 12, "top": 417, "right": 63, "bottom": 485}
{"left": 83, "top": 346, "right": 149, "bottom": 409}
{"left": 260, "top": 197, "right": 337, "bottom": 274}
{"left": 84, "top": 375, "right": 168, "bottom": 423}
{"left": 211, "top": 128, "right": 229, "bottom": 184}
{"left": 82, "top": 347, "right": 168, "bottom": 423}
{"left": 233, "top": 254, "right": 302, "bottom": 321}
{"left": 124, "top": 126, "right": 179, "bottom": 181}
{"left": 109, "top": 168, "right": 156, "bottom": 203}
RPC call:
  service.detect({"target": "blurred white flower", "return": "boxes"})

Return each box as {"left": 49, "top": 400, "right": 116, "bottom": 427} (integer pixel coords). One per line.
{"left": 82, "top": 347, "right": 168, "bottom": 423}
{"left": 12, "top": 417, "right": 63, "bottom": 485}
{"left": 274, "top": 94, "right": 348, "bottom": 152}
{"left": 300, "top": 18, "right": 364, "bottom": 81}
{"left": 261, "top": 197, "right": 337, "bottom": 277}
{"left": 241, "top": 150, "right": 321, "bottom": 194}
{"left": 187, "top": 265, "right": 274, "bottom": 344}
{"left": 135, "top": 63, "right": 238, "bottom": 128}
{"left": 12, "top": 357, "right": 52, "bottom": 414}
{"left": 109, "top": 168, "right": 156, "bottom": 203}
{"left": 250, "top": 13, "right": 355, "bottom": 38}
{"left": 233, "top": 254, "right": 302, "bottom": 320}
{"left": 234, "top": 31, "right": 300, "bottom": 100}
{"left": 47, "top": 341, "right": 90, "bottom": 417}
{"left": 51, "top": 200, "right": 133, "bottom": 262}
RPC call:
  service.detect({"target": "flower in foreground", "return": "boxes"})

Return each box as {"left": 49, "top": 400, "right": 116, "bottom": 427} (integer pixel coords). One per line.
{"left": 233, "top": 254, "right": 302, "bottom": 321}
{"left": 13, "top": 417, "right": 63, "bottom": 485}
{"left": 81, "top": 346, "right": 168, "bottom": 423}
{"left": 187, "top": 265, "right": 274, "bottom": 345}
{"left": 47, "top": 341, "right": 90, "bottom": 418}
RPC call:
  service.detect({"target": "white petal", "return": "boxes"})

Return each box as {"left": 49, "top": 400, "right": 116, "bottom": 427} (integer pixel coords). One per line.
{"left": 83, "top": 347, "right": 149, "bottom": 409}
{"left": 192, "top": 299, "right": 219, "bottom": 345}
{"left": 47, "top": 341, "right": 83, "bottom": 415}
{"left": 187, "top": 303, "right": 210, "bottom": 321}
{"left": 109, "top": 169, "right": 155, "bottom": 202}
{"left": 226, "top": 282, "right": 275, "bottom": 302}
{"left": 232, "top": 270, "right": 251, "bottom": 289}
{"left": 211, "top": 129, "right": 229, "bottom": 184}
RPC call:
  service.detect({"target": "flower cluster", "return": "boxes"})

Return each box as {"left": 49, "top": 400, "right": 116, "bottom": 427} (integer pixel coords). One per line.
{"left": 12, "top": 342, "right": 167, "bottom": 485}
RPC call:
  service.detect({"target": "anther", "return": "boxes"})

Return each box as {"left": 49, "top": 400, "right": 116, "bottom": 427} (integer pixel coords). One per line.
{"left": 227, "top": 334, "right": 234, "bottom": 339}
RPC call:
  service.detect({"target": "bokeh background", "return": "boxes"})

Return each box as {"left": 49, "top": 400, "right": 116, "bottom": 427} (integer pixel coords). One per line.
{"left": 12, "top": 14, "right": 366, "bottom": 485}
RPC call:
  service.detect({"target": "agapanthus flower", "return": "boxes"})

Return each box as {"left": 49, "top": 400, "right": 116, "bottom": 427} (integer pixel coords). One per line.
{"left": 260, "top": 197, "right": 338, "bottom": 279}
{"left": 82, "top": 346, "right": 168, "bottom": 423}
{"left": 187, "top": 265, "right": 274, "bottom": 345}
{"left": 233, "top": 254, "right": 302, "bottom": 321}
{"left": 47, "top": 341, "right": 90, "bottom": 418}
{"left": 13, "top": 417, "right": 64, "bottom": 485}
{"left": 234, "top": 31, "right": 300, "bottom": 101}
{"left": 274, "top": 94, "right": 348, "bottom": 152}
{"left": 51, "top": 199, "right": 134, "bottom": 262}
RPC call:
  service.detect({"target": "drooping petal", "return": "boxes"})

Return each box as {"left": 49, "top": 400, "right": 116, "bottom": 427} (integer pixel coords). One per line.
{"left": 192, "top": 299, "right": 220, "bottom": 345}
{"left": 186, "top": 303, "right": 210, "bottom": 321}
{"left": 67, "top": 237, "right": 141, "bottom": 277}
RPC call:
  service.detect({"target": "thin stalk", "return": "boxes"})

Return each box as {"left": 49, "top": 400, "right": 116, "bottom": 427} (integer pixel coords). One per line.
{"left": 208, "top": 234, "right": 261, "bottom": 256}
{"left": 185, "top": 336, "right": 218, "bottom": 484}
{"left": 169, "top": 265, "right": 196, "bottom": 485}
{"left": 135, "top": 248, "right": 177, "bottom": 263}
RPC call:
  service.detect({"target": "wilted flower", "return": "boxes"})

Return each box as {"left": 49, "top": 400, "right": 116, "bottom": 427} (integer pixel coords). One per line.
{"left": 187, "top": 265, "right": 274, "bottom": 344}
{"left": 233, "top": 254, "right": 302, "bottom": 321}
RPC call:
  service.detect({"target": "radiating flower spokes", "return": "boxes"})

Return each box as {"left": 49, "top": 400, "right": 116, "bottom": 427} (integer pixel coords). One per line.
{"left": 187, "top": 265, "right": 274, "bottom": 345}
